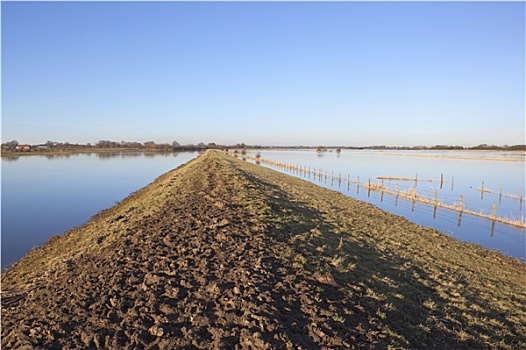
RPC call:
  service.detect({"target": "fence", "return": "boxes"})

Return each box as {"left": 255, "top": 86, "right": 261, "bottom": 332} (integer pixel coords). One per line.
{"left": 234, "top": 152, "right": 525, "bottom": 229}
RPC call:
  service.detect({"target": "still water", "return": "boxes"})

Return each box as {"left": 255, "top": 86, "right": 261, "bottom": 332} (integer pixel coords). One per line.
{"left": 244, "top": 149, "right": 525, "bottom": 261}
{"left": 2, "top": 150, "right": 524, "bottom": 270}
{"left": 1, "top": 152, "right": 199, "bottom": 270}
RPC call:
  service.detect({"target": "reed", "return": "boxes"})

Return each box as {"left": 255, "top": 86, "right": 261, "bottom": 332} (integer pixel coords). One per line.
{"left": 376, "top": 175, "right": 436, "bottom": 182}
{"left": 362, "top": 182, "right": 525, "bottom": 228}
{"left": 475, "top": 186, "right": 523, "bottom": 202}
{"left": 233, "top": 153, "right": 526, "bottom": 228}
{"left": 353, "top": 150, "right": 526, "bottom": 162}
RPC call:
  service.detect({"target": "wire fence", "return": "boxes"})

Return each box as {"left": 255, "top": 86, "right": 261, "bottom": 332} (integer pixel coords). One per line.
{"left": 235, "top": 152, "right": 525, "bottom": 229}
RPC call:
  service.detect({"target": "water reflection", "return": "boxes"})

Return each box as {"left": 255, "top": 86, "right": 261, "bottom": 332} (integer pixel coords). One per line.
{"left": 1, "top": 151, "right": 198, "bottom": 270}
{"left": 244, "top": 150, "right": 525, "bottom": 260}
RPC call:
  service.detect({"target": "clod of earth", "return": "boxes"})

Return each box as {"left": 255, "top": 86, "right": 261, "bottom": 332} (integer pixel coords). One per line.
{"left": 2, "top": 150, "right": 525, "bottom": 349}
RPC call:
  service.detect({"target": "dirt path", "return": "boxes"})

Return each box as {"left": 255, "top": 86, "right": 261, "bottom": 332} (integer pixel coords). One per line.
{"left": 2, "top": 150, "right": 525, "bottom": 349}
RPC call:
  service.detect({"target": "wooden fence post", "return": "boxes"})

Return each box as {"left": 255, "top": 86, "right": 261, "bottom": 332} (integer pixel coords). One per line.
{"left": 457, "top": 194, "right": 464, "bottom": 227}
{"left": 492, "top": 201, "right": 497, "bottom": 221}
{"left": 457, "top": 211, "right": 463, "bottom": 227}
{"left": 433, "top": 189, "right": 438, "bottom": 218}
{"left": 411, "top": 187, "right": 416, "bottom": 212}
{"left": 490, "top": 220, "right": 496, "bottom": 237}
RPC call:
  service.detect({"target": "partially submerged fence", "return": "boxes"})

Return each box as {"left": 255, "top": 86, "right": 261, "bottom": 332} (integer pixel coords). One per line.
{"left": 233, "top": 152, "right": 525, "bottom": 229}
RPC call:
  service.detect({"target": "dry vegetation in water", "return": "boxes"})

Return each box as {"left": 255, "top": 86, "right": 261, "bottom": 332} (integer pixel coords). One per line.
{"left": 2, "top": 150, "right": 525, "bottom": 349}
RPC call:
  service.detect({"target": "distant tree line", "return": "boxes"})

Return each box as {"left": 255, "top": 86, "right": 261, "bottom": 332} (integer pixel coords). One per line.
{"left": 277, "top": 144, "right": 526, "bottom": 151}
{"left": 358, "top": 144, "right": 526, "bottom": 151}
{"left": 1, "top": 139, "right": 226, "bottom": 153}
{"left": 2, "top": 140, "right": 525, "bottom": 153}
{"left": 91, "top": 140, "right": 223, "bottom": 151}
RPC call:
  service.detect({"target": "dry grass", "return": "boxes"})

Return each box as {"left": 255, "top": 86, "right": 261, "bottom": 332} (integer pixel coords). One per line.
{"left": 246, "top": 153, "right": 525, "bottom": 229}
{"left": 376, "top": 175, "right": 436, "bottom": 182}
{"left": 1, "top": 156, "right": 202, "bottom": 291}
{"left": 3, "top": 150, "right": 525, "bottom": 349}
{"left": 229, "top": 151, "right": 526, "bottom": 348}
{"left": 349, "top": 150, "right": 526, "bottom": 163}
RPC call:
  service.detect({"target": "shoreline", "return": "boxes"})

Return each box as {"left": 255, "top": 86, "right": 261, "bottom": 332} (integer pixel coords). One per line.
{"left": 2, "top": 150, "right": 525, "bottom": 349}
{"left": 0, "top": 148, "right": 201, "bottom": 158}
{"left": 2, "top": 147, "right": 525, "bottom": 162}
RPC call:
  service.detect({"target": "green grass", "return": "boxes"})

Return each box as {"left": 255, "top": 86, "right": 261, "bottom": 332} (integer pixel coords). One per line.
{"left": 3, "top": 150, "right": 524, "bottom": 349}
{"left": 224, "top": 151, "right": 526, "bottom": 349}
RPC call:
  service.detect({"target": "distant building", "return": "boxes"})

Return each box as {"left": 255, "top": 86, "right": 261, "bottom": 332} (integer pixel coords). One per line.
{"left": 15, "top": 144, "right": 31, "bottom": 151}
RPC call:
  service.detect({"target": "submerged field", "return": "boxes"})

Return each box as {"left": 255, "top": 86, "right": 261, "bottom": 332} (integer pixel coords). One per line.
{"left": 2, "top": 150, "right": 525, "bottom": 349}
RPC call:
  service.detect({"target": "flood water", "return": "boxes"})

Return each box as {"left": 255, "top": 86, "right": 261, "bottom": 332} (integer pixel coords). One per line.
{"left": 1, "top": 151, "right": 199, "bottom": 270}
{"left": 244, "top": 149, "right": 525, "bottom": 261}
{"left": 2, "top": 149, "right": 524, "bottom": 271}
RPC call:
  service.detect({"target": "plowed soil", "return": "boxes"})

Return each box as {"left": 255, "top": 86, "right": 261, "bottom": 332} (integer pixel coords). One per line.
{"left": 2, "top": 150, "right": 525, "bottom": 349}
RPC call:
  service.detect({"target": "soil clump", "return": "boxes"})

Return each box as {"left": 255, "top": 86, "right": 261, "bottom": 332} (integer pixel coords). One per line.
{"left": 2, "top": 150, "right": 525, "bottom": 349}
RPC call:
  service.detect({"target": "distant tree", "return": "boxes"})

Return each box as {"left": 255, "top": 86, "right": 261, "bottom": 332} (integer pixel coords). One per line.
{"left": 4, "top": 140, "right": 19, "bottom": 150}
{"left": 96, "top": 140, "right": 119, "bottom": 148}
{"left": 154, "top": 143, "right": 172, "bottom": 151}
{"left": 144, "top": 141, "right": 156, "bottom": 149}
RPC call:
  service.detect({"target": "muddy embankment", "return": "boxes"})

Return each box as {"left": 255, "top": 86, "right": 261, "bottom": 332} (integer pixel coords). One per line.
{"left": 2, "top": 150, "right": 525, "bottom": 349}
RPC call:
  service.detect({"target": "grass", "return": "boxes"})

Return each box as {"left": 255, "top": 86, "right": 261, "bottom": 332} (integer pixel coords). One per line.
{"left": 347, "top": 149, "right": 526, "bottom": 163}
{"left": 376, "top": 175, "right": 436, "bottom": 182}
{"left": 245, "top": 153, "right": 526, "bottom": 229}
{"left": 1, "top": 155, "right": 202, "bottom": 286}
{"left": 226, "top": 151, "right": 525, "bottom": 348}
{"left": 3, "top": 150, "right": 525, "bottom": 349}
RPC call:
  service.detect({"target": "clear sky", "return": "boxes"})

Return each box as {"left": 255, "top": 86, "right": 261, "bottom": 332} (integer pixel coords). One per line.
{"left": 2, "top": 1, "right": 524, "bottom": 147}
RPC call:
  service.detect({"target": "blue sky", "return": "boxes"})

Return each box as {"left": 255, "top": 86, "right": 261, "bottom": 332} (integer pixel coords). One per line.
{"left": 2, "top": 1, "right": 524, "bottom": 147}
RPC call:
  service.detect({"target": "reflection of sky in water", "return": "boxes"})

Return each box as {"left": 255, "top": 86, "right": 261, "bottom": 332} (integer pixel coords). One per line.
{"left": 247, "top": 150, "right": 525, "bottom": 260}
{"left": 2, "top": 152, "right": 199, "bottom": 270}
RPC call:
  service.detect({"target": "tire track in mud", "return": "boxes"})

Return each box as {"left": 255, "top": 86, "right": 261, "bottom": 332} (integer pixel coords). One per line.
{"left": 2, "top": 152, "right": 373, "bottom": 349}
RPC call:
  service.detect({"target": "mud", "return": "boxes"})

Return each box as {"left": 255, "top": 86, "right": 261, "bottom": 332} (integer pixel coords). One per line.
{"left": 2, "top": 150, "right": 525, "bottom": 349}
